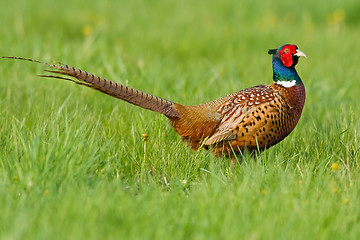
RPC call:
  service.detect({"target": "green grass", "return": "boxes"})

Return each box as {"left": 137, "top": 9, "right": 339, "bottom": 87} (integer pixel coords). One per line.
{"left": 1, "top": 0, "right": 360, "bottom": 239}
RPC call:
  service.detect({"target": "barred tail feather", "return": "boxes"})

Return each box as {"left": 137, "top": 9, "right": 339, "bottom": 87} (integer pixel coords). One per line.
{"left": 3, "top": 56, "right": 180, "bottom": 118}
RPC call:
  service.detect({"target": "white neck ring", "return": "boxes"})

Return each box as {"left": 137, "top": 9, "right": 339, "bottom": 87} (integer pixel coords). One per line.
{"left": 276, "top": 80, "right": 296, "bottom": 88}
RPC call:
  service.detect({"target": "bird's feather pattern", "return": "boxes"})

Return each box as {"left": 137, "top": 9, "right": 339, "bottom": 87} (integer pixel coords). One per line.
{"left": 205, "top": 85, "right": 276, "bottom": 145}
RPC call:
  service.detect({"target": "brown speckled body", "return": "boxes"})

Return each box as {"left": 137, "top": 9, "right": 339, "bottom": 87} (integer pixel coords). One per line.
{"left": 208, "top": 83, "right": 306, "bottom": 156}
{"left": 170, "top": 82, "right": 305, "bottom": 157}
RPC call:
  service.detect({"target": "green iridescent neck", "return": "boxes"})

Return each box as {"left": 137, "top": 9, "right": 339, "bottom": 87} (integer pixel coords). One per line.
{"left": 272, "top": 58, "right": 302, "bottom": 85}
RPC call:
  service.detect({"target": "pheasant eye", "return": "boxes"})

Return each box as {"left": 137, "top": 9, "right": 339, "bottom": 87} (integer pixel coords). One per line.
{"left": 283, "top": 48, "right": 289, "bottom": 53}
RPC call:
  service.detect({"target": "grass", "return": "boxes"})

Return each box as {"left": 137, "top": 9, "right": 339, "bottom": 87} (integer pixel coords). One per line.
{"left": 1, "top": 0, "right": 360, "bottom": 239}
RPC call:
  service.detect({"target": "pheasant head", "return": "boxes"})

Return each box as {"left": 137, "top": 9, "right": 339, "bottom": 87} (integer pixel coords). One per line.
{"left": 268, "top": 44, "right": 307, "bottom": 87}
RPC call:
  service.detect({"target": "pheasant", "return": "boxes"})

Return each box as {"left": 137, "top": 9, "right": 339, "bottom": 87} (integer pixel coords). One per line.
{"left": 3, "top": 44, "right": 306, "bottom": 157}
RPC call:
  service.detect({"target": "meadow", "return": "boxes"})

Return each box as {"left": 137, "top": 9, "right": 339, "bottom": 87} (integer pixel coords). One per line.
{"left": 0, "top": 0, "right": 359, "bottom": 239}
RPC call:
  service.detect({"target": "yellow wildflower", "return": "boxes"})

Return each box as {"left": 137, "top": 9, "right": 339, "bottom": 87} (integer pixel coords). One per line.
{"left": 331, "top": 163, "right": 340, "bottom": 171}
{"left": 142, "top": 133, "right": 148, "bottom": 141}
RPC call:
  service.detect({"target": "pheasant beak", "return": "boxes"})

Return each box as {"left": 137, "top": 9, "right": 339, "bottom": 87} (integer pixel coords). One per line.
{"left": 294, "top": 49, "right": 307, "bottom": 58}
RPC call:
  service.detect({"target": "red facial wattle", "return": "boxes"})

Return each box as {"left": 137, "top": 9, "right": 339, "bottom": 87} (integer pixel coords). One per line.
{"left": 280, "top": 45, "right": 297, "bottom": 67}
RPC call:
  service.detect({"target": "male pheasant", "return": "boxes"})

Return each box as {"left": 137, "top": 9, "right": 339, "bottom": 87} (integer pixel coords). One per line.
{"left": 4, "top": 44, "right": 306, "bottom": 157}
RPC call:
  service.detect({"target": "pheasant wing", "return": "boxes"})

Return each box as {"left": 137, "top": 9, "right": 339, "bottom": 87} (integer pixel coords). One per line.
{"left": 204, "top": 85, "right": 275, "bottom": 145}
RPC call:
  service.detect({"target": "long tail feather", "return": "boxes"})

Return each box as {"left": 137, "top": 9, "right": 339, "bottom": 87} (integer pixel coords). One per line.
{"left": 3, "top": 56, "right": 180, "bottom": 118}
